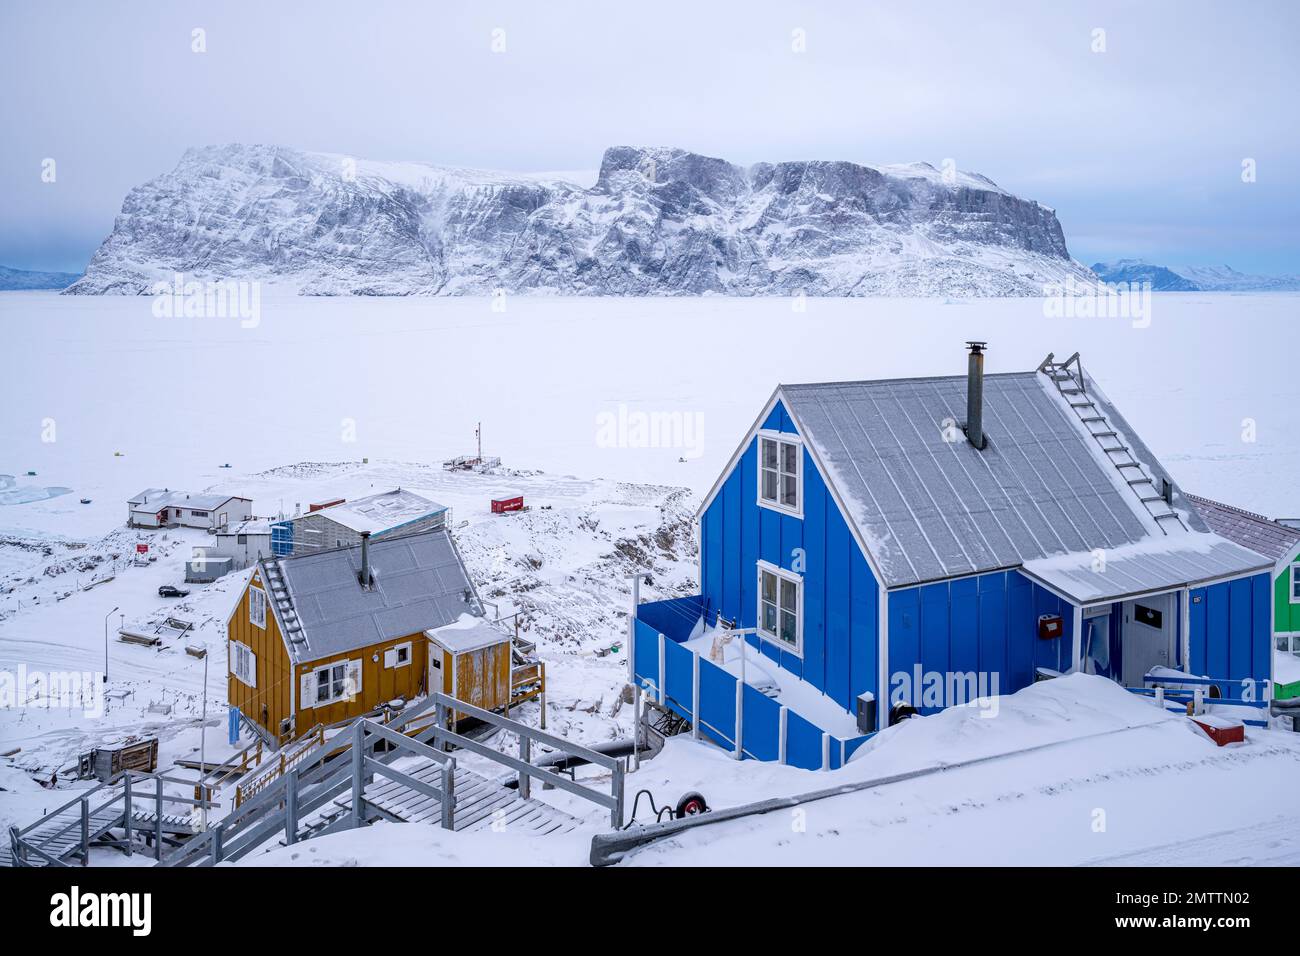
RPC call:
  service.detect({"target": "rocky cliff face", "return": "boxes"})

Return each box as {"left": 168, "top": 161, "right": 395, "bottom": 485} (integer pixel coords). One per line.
{"left": 68, "top": 144, "right": 1093, "bottom": 296}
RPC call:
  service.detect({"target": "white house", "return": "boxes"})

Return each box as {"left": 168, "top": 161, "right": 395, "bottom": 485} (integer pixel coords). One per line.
{"left": 127, "top": 489, "right": 253, "bottom": 530}
{"left": 214, "top": 518, "right": 275, "bottom": 569}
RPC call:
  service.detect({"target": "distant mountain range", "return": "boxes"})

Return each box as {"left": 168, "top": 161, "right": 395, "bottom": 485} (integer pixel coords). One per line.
{"left": 0, "top": 264, "right": 81, "bottom": 291}
{"left": 1092, "top": 259, "right": 1300, "bottom": 292}
{"left": 65, "top": 143, "right": 1097, "bottom": 297}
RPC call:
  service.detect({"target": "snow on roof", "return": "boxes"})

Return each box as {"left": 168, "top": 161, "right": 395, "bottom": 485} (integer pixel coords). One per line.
{"left": 128, "top": 489, "right": 248, "bottom": 511}
{"left": 1019, "top": 535, "right": 1271, "bottom": 605}
{"left": 308, "top": 488, "right": 447, "bottom": 535}
{"left": 265, "top": 528, "right": 480, "bottom": 663}
{"left": 217, "top": 518, "right": 273, "bottom": 536}
{"left": 777, "top": 363, "right": 1263, "bottom": 595}
{"left": 427, "top": 614, "right": 509, "bottom": 654}
{"left": 1185, "top": 493, "right": 1300, "bottom": 563}
{"left": 781, "top": 371, "right": 1158, "bottom": 588}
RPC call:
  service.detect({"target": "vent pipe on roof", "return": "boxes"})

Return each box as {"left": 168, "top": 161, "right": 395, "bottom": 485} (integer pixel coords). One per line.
{"left": 359, "top": 531, "right": 372, "bottom": 589}
{"left": 966, "top": 341, "right": 987, "bottom": 450}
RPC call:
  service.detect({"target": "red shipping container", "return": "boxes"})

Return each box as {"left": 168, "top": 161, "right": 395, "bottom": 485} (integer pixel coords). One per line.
{"left": 491, "top": 495, "right": 523, "bottom": 514}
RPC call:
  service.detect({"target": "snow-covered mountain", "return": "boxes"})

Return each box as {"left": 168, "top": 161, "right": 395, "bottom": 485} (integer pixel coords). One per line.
{"left": 1092, "top": 259, "right": 1300, "bottom": 292}
{"left": 0, "top": 264, "right": 81, "bottom": 291}
{"left": 1089, "top": 259, "right": 1199, "bottom": 292}
{"left": 67, "top": 144, "right": 1095, "bottom": 297}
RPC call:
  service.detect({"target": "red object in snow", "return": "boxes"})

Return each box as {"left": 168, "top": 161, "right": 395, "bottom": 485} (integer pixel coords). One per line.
{"left": 136, "top": 543, "right": 149, "bottom": 554}
{"left": 1190, "top": 715, "right": 1245, "bottom": 747}
{"left": 491, "top": 494, "right": 524, "bottom": 514}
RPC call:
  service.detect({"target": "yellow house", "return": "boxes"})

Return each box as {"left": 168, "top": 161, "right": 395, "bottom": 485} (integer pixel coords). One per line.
{"left": 226, "top": 527, "right": 513, "bottom": 746}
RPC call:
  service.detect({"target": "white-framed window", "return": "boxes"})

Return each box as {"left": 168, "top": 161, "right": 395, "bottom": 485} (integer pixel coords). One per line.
{"left": 1276, "top": 634, "right": 1300, "bottom": 656}
{"left": 757, "top": 431, "right": 802, "bottom": 517}
{"left": 1291, "top": 562, "right": 1300, "bottom": 603}
{"left": 383, "top": 642, "right": 412, "bottom": 669}
{"left": 248, "top": 586, "right": 267, "bottom": 629}
{"left": 305, "top": 659, "right": 362, "bottom": 707}
{"left": 757, "top": 561, "right": 802, "bottom": 656}
{"left": 230, "top": 640, "right": 256, "bottom": 688}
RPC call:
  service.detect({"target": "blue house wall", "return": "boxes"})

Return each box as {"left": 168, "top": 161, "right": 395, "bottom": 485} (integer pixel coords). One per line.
{"left": 699, "top": 399, "right": 880, "bottom": 714}
{"left": 885, "top": 570, "right": 1077, "bottom": 714}
{"left": 1188, "top": 572, "right": 1272, "bottom": 689}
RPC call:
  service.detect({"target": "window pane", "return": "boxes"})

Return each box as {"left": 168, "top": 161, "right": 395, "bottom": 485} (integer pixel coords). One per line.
{"left": 761, "top": 439, "right": 777, "bottom": 469}
{"left": 315, "top": 670, "right": 329, "bottom": 702}
{"left": 780, "top": 578, "right": 797, "bottom": 612}
{"left": 780, "top": 610, "right": 797, "bottom": 645}
{"left": 761, "top": 571, "right": 776, "bottom": 603}
{"left": 762, "top": 469, "right": 778, "bottom": 501}
{"left": 781, "top": 442, "right": 797, "bottom": 475}
{"left": 782, "top": 474, "right": 797, "bottom": 508}
{"left": 762, "top": 601, "right": 777, "bottom": 634}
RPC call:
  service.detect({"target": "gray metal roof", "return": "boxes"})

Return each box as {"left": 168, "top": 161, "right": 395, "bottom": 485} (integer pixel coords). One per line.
{"left": 265, "top": 528, "right": 481, "bottom": 663}
{"left": 1186, "top": 493, "right": 1300, "bottom": 563}
{"left": 1020, "top": 537, "right": 1271, "bottom": 605}
{"left": 780, "top": 370, "right": 1218, "bottom": 589}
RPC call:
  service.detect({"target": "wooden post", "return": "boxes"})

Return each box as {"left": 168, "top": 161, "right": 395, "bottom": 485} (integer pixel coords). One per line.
{"left": 658, "top": 633, "right": 666, "bottom": 705}
{"left": 350, "top": 721, "right": 364, "bottom": 829}
{"left": 519, "top": 735, "right": 531, "bottom": 800}
{"left": 734, "top": 679, "right": 744, "bottom": 760}
{"left": 611, "top": 758, "right": 625, "bottom": 830}
{"left": 821, "top": 732, "right": 831, "bottom": 771}
{"left": 779, "top": 706, "right": 789, "bottom": 766}
{"left": 539, "top": 664, "right": 547, "bottom": 730}
{"left": 440, "top": 762, "right": 455, "bottom": 831}
{"left": 80, "top": 797, "right": 90, "bottom": 866}
{"left": 435, "top": 698, "right": 448, "bottom": 752}
{"left": 123, "top": 776, "right": 133, "bottom": 856}
{"left": 691, "top": 651, "right": 701, "bottom": 740}
{"left": 155, "top": 781, "right": 164, "bottom": 860}
{"left": 284, "top": 772, "right": 298, "bottom": 845}
{"left": 211, "top": 824, "right": 223, "bottom": 865}
{"left": 1071, "top": 605, "right": 1084, "bottom": 673}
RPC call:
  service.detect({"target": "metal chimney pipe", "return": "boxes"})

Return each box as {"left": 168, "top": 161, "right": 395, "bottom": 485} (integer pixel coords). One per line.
{"left": 359, "top": 531, "right": 371, "bottom": 589}
{"left": 966, "top": 341, "right": 987, "bottom": 450}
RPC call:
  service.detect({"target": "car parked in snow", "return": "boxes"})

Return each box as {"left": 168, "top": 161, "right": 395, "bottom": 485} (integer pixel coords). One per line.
{"left": 157, "top": 585, "right": 190, "bottom": 598}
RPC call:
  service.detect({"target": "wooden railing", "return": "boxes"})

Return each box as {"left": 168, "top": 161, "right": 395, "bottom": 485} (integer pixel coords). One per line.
{"left": 233, "top": 724, "right": 325, "bottom": 808}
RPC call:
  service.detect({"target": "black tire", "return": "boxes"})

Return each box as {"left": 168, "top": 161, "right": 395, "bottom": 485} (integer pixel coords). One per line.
{"left": 890, "top": 703, "right": 918, "bottom": 725}
{"left": 675, "top": 791, "right": 708, "bottom": 818}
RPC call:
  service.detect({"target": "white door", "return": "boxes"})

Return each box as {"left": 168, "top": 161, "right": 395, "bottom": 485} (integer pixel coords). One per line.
{"left": 1121, "top": 593, "right": 1177, "bottom": 686}
{"left": 428, "top": 643, "right": 445, "bottom": 694}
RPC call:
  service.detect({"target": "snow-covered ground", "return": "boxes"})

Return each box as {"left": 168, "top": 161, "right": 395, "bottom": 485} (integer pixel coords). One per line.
{"left": 1, "top": 291, "right": 1297, "bottom": 866}
{"left": 243, "top": 675, "right": 1300, "bottom": 867}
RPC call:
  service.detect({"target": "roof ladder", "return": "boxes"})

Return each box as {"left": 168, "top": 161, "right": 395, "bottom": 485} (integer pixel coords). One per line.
{"left": 1038, "top": 352, "right": 1188, "bottom": 534}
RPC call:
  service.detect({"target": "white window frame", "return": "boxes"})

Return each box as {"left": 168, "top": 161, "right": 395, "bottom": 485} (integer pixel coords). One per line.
{"left": 230, "top": 640, "right": 256, "bottom": 687}
{"left": 1290, "top": 562, "right": 1300, "bottom": 604}
{"left": 383, "top": 641, "right": 412, "bottom": 669}
{"left": 248, "top": 586, "right": 267, "bottom": 629}
{"left": 757, "top": 560, "right": 803, "bottom": 658}
{"left": 756, "top": 430, "right": 803, "bottom": 518}
{"left": 308, "top": 659, "right": 361, "bottom": 706}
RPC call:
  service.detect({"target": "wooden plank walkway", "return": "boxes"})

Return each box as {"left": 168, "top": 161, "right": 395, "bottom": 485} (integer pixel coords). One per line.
{"left": 4, "top": 804, "right": 194, "bottom": 867}
{"left": 302, "top": 760, "right": 582, "bottom": 839}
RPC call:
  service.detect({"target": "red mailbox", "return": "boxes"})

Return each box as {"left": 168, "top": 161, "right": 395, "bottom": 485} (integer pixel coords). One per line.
{"left": 1037, "top": 614, "right": 1063, "bottom": 640}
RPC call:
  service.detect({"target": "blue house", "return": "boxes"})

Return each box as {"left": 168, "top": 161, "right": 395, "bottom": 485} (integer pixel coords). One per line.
{"left": 629, "top": 346, "right": 1275, "bottom": 768}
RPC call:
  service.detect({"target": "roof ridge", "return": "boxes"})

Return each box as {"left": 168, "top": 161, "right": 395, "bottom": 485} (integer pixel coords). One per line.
{"left": 1184, "top": 492, "right": 1284, "bottom": 528}
{"left": 781, "top": 370, "right": 1036, "bottom": 390}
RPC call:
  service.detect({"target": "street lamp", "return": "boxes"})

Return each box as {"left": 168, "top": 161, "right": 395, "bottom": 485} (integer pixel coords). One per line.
{"left": 103, "top": 606, "right": 118, "bottom": 682}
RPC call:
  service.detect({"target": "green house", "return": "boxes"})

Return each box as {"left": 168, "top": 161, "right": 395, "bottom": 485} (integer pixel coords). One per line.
{"left": 1190, "top": 494, "right": 1300, "bottom": 700}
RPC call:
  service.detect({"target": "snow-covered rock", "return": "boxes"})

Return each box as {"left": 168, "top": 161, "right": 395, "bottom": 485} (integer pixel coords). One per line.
{"left": 67, "top": 144, "right": 1095, "bottom": 297}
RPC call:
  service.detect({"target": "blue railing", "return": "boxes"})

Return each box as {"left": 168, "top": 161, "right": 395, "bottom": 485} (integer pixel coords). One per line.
{"left": 1130, "top": 673, "right": 1272, "bottom": 728}
{"left": 632, "top": 597, "right": 872, "bottom": 769}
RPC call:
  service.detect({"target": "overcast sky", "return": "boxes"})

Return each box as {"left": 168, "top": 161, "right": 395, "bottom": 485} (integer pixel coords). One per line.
{"left": 2, "top": 0, "right": 1296, "bottom": 274}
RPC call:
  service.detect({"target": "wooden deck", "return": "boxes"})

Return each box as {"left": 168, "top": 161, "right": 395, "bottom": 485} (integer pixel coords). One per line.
{"left": 298, "top": 759, "right": 582, "bottom": 840}
{"left": 3, "top": 803, "right": 193, "bottom": 867}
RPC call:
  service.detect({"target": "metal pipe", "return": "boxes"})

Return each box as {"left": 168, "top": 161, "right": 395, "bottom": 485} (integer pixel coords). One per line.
{"left": 966, "top": 341, "right": 987, "bottom": 450}
{"left": 359, "top": 531, "right": 371, "bottom": 589}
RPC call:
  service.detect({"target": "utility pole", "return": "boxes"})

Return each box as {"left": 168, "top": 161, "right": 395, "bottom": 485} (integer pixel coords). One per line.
{"left": 476, "top": 421, "right": 482, "bottom": 462}
{"left": 198, "top": 647, "right": 209, "bottom": 829}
